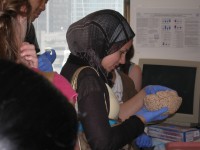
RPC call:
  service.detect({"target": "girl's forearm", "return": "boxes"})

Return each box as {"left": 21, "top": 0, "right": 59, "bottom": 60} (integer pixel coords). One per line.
{"left": 119, "top": 89, "right": 146, "bottom": 121}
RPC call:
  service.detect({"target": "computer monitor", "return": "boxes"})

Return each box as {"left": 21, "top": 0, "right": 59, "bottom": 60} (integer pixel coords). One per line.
{"left": 139, "top": 58, "right": 200, "bottom": 127}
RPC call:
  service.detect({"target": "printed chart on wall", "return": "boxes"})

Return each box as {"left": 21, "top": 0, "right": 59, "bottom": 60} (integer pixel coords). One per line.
{"left": 135, "top": 8, "right": 200, "bottom": 49}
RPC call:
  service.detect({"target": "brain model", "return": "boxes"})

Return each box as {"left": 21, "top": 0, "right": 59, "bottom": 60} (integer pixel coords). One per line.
{"left": 144, "top": 90, "right": 182, "bottom": 114}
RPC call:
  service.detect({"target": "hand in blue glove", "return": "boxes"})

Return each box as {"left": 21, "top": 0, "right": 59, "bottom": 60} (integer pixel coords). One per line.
{"left": 78, "top": 122, "right": 83, "bottom": 132}
{"left": 136, "top": 107, "right": 168, "bottom": 123}
{"left": 135, "top": 133, "right": 152, "bottom": 148}
{"left": 38, "top": 54, "right": 53, "bottom": 72}
{"left": 44, "top": 49, "right": 56, "bottom": 63}
{"left": 145, "top": 85, "right": 172, "bottom": 95}
{"left": 109, "top": 120, "right": 117, "bottom": 126}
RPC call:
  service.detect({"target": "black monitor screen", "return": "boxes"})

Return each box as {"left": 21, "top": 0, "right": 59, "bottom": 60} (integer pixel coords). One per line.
{"left": 142, "top": 64, "right": 196, "bottom": 114}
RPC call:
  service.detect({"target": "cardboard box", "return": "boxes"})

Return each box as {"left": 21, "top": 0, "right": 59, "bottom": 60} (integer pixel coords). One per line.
{"left": 147, "top": 123, "right": 200, "bottom": 142}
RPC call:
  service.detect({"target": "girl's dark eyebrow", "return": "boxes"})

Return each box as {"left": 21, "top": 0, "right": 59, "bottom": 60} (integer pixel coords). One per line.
{"left": 119, "top": 49, "right": 128, "bottom": 54}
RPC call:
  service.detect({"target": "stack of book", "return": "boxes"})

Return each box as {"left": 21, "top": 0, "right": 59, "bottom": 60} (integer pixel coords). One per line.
{"left": 147, "top": 123, "right": 200, "bottom": 142}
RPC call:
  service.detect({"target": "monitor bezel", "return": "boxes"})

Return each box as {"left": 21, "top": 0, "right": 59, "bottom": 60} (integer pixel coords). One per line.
{"left": 139, "top": 58, "right": 200, "bottom": 127}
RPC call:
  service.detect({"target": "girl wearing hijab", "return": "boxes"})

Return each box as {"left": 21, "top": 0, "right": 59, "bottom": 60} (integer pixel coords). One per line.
{"left": 61, "top": 9, "right": 170, "bottom": 149}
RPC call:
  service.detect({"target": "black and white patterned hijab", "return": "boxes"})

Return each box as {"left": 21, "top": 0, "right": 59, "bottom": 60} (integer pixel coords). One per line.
{"left": 67, "top": 9, "right": 135, "bottom": 84}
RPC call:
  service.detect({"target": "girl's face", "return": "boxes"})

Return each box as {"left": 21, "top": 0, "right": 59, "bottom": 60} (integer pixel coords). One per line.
{"left": 29, "top": 0, "right": 48, "bottom": 21}
{"left": 101, "top": 40, "right": 133, "bottom": 72}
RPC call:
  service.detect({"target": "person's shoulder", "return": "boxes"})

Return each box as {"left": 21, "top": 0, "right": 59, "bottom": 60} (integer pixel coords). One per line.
{"left": 76, "top": 66, "right": 103, "bottom": 88}
{"left": 78, "top": 66, "right": 99, "bottom": 77}
{"left": 27, "top": 23, "right": 35, "bottom": 33}
{"left": 133, "top": 64, "right": 142, "bottom": 71}
{"left": 118, "top": 70, "right": 133, "bottom": 83}
{"left": 36, "top": 70, "right": 55, "bottom": 82}
{"left": 129, "top": 64, "right": 142, "bottom": 75}
{"left": 30, "top": 22, "right": 35, "bottom": 28}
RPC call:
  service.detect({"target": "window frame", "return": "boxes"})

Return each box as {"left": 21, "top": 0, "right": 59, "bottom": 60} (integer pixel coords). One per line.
{"left": 124, "top": 0, "right": 130, "bottom": 23}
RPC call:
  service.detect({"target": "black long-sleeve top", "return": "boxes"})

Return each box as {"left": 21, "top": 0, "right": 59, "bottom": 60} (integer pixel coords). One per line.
{"left": 61, "top": 59, "right": 144, "bottom": 150}
{"left": 25, "top": 23, "right": 40, "bottom": 53}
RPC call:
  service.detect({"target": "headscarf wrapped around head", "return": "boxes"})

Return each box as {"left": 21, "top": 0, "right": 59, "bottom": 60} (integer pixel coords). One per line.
{"left": 67, "top": 9, "right": 135, "bottom": 84}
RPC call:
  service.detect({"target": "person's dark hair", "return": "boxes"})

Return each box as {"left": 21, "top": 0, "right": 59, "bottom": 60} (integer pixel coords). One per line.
{"left": 0, "top": 0, "right": 31, "bottom": 61}
{"left": 0, "top": 60, "right": 77, "bottom": 150}
{"left": 119, "top": 45, "right": 135, "bottom": 74}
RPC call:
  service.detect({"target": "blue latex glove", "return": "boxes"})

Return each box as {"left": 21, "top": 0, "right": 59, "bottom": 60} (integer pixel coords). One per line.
{"left": 136, "top": 107, "right": 168, "bottom": 123}
{"left": 135, "top": 133, "right": 152, "bottom": 148}
{"left": 38, "top": 54, "right": 53, "bottom": 72}
{"left": 78, "top": 122, "right": 83, "bottom": 132}
{"left": 145, "top": 85, "right": 172, "bottom": 95}
{"left": 44, "top": 49, "right": 56, "bottom": 63}
{"left": 109, "top": 119, "right": 117, "bottom": 126}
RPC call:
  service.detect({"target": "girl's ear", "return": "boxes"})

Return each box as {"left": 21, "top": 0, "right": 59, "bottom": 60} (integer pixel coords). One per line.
{"left": 20, "top": 5, "right": 27, "bottom": 13}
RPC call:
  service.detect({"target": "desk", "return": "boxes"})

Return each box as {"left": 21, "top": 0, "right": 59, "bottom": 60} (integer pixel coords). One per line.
{"left": 165, "top": 141, "right": 200, "bottom": 150}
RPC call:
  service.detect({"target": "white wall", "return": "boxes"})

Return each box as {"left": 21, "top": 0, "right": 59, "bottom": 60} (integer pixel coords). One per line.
{"left": 130, "top": 0, "right": 200, "bottom": 63}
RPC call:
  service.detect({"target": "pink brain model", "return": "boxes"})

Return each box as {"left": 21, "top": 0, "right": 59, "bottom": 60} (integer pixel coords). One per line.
{"left": 144, "top": 90, "right": 182, "bottom": 114}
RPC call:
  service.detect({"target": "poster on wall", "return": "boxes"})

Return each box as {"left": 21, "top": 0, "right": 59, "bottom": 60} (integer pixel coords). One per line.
{"left": 136, "top": 8, "right": 200, "bottom": 49}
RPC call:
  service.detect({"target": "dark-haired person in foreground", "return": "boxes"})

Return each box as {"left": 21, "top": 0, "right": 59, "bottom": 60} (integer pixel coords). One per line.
{"left": 0, "top": 59, "right": 78, "bottom": 150}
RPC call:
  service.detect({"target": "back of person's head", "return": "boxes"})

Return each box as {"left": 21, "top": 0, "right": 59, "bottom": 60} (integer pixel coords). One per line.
{"left": 0, "top": 0, "right": 31, "bottom": 61}
{"left": 0, "top": 59, "right": 77, "bottom": 150}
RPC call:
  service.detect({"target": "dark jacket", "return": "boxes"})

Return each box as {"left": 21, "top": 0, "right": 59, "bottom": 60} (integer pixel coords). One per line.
{"left": 25, "top": 23, "right": 40, "bottom": 53}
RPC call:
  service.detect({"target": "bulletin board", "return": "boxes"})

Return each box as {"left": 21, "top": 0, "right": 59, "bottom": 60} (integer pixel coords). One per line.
{"left": 130, "top": 0, "right": 200, "bottom": 63}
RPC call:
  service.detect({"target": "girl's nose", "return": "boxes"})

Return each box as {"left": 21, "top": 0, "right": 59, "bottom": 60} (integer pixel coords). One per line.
{"left": 119, "top": 54, "right": 126, "bottom": 64}
{"left": 40, "top": 2, "right": 46, "bottom": 11}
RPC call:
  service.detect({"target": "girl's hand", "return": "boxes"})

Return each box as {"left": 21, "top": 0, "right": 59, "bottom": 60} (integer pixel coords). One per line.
{"left": 19, "top": 42, "right": 38, "bottom": 68}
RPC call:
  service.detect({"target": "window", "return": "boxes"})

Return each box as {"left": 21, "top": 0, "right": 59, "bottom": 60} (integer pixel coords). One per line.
{"left": 34, "top": 0, "right": 129, "bottom": 73}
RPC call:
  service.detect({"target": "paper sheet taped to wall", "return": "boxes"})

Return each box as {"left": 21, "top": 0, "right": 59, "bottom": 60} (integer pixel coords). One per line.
{"left": 135, "top": 8, "right": 200, "bottom": 48}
